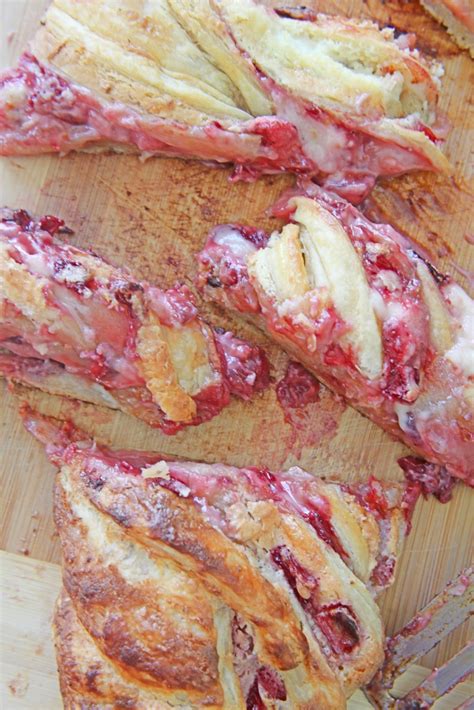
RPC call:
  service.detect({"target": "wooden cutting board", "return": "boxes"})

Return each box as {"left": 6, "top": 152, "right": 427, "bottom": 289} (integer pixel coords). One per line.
{"left": 1, "top": 1, "right": 473, "bottom": 707}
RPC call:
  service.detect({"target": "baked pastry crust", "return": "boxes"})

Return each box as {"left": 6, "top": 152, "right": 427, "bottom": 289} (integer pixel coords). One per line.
{"left": 0, "top": 208, "right": 269, "bottom": 432}
{"left": 421, "top": 0, "right": 474, "bottom": 56}
{"left": 197, "top": 182, "right": 474, "bottom": 483}
{"left": 0, "top": 0, "right": 450, "bottom": 202}
{"left": 24, "top": 409, "right": 414, "bottom": 708}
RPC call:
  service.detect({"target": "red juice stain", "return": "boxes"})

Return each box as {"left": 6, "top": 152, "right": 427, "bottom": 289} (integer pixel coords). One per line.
{"left": 275, "top": 360, "right": 345, "bottom": 460}
{"left": 276, "top": 360, "right": 321, "bottom": 409}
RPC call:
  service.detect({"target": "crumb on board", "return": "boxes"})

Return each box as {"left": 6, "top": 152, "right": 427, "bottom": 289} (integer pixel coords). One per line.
{"left": 141, "top": 460, "right": 170, "bottom": 479}
{"left": 8, "top": 672, "right": 29, "bottom": 697}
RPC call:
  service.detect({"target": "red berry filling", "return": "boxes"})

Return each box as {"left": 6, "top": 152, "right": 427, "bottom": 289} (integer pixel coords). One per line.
{"left": 370, "top": 555, "right": 396, "bottom": 588}
{"left": 231, "top": 614, "right": 286, "bottom": 709}
{"left": 398, "top": 456, "right": 456, "bottom": 503}
{"left": 271, "top": 546, "right": 360, "bottom": 656}
{"left": 214, "top": 329, "right": 270, "bottom": 400}
{"left": 315, "top": 603, "right": 360, "bottom": 655}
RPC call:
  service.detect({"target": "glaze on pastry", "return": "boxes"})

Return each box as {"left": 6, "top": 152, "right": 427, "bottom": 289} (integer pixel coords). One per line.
{"left": 0, "top": 0, "right": 450, "bottom": 202}
{"left": 0, "top": 208, "right": 269, "bottom": 432}
{"left": 197, "top": 181, "right": 474, "bottom": 483}
{"left": 24, "top": 409, "right": 416, "bottom": 709}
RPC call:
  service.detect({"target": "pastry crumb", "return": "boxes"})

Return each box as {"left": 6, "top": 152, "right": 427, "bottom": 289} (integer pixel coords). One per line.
{"left": 141, "top": 460, "right": 170, "bottom": 479}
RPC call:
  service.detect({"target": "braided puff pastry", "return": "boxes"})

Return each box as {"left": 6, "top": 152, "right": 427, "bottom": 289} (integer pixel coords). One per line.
{"left": 197, "top": 182, "right": 474, "bottom": 483}
{"left": 0, "top": 0, "right": 449, "bottom": 202}
{"left": 23, "top": 409, "right": 415, "bottom": 709}
{"left": 0, "top": 208, "right": 269, "bottom": 432}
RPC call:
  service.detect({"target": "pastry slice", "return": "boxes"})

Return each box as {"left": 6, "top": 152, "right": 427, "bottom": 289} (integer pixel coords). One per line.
{"left": 0, "top": 208, "right": 269, "bottom": 432}
{"left": 421, "top": 0, "right": 474, "bottom": 56}
{"left": 23, "top": 409, "right": 417, "bottom": 708}
{"left": 197, "top": 181, "right": 474, "bottom": 483}
{"left": 0, "top": 0, "right": 450, "bottom": 202}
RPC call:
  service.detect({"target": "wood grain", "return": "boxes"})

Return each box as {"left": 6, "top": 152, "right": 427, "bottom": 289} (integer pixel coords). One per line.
{"left": 0, "top": 551, "right": 61, "bottom": 709}
{"left": 0, "top": 0, "right": 473, "bottom": 700}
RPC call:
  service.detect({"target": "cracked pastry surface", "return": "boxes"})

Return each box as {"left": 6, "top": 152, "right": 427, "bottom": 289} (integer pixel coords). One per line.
{"left": 0, "top": 0, "right": 450, "bottom": 202}
{"left": 0, "top": 208, "right": 269, "bottom": 432}
{"left": 24, "top": 409, "right": 415, "bottom": 709}
{"left": 197, "top": 182, "right": 474, "bottom": 483}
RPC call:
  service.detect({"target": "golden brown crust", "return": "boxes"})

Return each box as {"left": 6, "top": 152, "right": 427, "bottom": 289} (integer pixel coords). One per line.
{"left": 52, "top": 451, "right": 353, "bottom": 708}
{"left": 54, "top": 473, "right": 224, "bottom": 703}
{"left": 54, "top": 590, "right": 142, "bottom": 709}
{"left": 136, "top": 316, "right": 198, "bottom": 422}
{"left": 55, "top": 590, "right": 222, "bottom": 709}
{"left": 60, "top": 459, "right": 310, "bottom": 671}
{"left": 16, "top": 406, "right": 412, "bottom": 707}
{"left": 33, "top": 407, "right": 412, "bottom": 708}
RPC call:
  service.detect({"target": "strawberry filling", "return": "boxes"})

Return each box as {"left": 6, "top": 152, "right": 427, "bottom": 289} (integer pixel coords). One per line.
{"left": 260, "top": 78, "right": 444, "bottom": 202}
{"left": 231, "top": 614, "right": 287, "bottom": 709}
{"left": 246, "top": 667, "right": 287, "bottom": 709}
{"left": 245, "top": 468, "right": 348, "bottom": 559}
{"left": 348, "top": 477, "right": 393, "bottom": 520}
{"left": 271, "top": 545, "right": 320, "bottom": 603}
{"left": 0, "top": 54, "right": 308, "bottom": 171}
{"left": 271, "top": 546, "right": 360, "bottom": 656}
{"left": 69, "top": 446, "right": 401, "bottom": 609}
{"left": 398, "top": 455, "right": 456, "bottom": 503}
{"left": 198, "top": 225, "right": 355, "bottom": 384}
{"left": 370, "top": 555, "right": 396, "bottom": 588}
{"left": 146, "top": 285, "right": 199, "bottom": 327}
{"left": 121, "top": 452, "right": 351, "bottom": 566}
{"left": 196, "top": 224, "right": 263, "bottom": 313}
{"left": 214, "top": 329, "right": 270, "bottom": 400}
{"left": 1, "top": 214, "right": 142, "bottom": 389}
{"left": 315, "top": 604, "right": 360, "bottom": 655}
